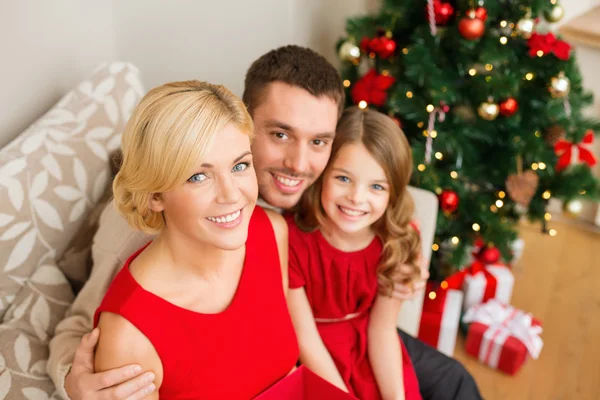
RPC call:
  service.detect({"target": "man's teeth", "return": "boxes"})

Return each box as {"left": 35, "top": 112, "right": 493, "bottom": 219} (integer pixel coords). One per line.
{"left": 339, "top": 206, "right": 365, "bottom": 216}
{"left": 207, "top": 210, "right": 241, "bottom": 223}
{"left": 275, "top": 175, "right": 301, "bottom": 187}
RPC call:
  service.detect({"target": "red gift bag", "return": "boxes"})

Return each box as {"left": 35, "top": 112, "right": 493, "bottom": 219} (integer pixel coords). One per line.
{"left": 254, "top": 366, "right": 357, "bottom": 399}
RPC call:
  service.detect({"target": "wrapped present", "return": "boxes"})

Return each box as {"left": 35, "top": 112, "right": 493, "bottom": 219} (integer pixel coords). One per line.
{"left": 463, "top": 299, "right": 543, "bottom": 375}
{"left": 418, "top": 281, "right": 464, "bottom": 356}
{"left": 460, "top": 261, "right": 514, "bottom": 312}
{"left": 254, "top": 366, "right": 357, "bottom": 399}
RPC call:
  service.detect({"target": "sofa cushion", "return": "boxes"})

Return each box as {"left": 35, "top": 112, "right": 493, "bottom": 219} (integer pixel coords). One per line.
{"left": 0, "top": 261, "right": 73, "bottom": 399}
{"left": 0, "top": 63, "right": 144, "bottom": 319}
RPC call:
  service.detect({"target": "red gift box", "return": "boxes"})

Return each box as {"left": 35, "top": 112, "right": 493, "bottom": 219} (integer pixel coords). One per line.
{"left": 254, "top": 366, "right": 357, "bottom": 399}
{"left": 418, "top": 281, "right": 463, "bottom": 356}
{"left": 463, "top": 299, "right": 543, "bottom": 375}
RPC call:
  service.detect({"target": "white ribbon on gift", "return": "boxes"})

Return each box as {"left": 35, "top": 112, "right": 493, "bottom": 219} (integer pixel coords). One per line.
{"left": 463, "top": 299, "right": 543, "bottom": 368}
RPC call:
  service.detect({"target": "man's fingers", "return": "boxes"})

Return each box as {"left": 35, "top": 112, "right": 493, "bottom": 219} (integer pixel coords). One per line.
{"left": 124, "top": 384, "right": 157, "bottom": 400}
{"left": 92, "top": 365, "right": 145, "bottom": 392}
{"left": 72, "top": 328, "right": 100, "bottom": 372}
{"left": 104, "top": 371, "right": 155, "bottom": 400}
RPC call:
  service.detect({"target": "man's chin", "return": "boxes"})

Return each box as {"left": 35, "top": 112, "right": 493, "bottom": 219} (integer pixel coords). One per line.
{"left": 260, "top": 187, "right": 303, "bottom": 210}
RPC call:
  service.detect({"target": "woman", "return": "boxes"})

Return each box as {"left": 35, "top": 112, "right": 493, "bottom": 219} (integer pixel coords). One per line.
{"left": 94, "top": 81, "right": 299, "bottom": 399}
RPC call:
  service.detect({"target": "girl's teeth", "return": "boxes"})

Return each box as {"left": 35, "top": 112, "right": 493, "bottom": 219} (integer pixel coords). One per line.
{"left": 275, "top": 175, "right": 300, "bottom": 187}
{"left": 340, "top": 206, "right": 364, "bottom": 216}
{"left": 208, "top": 210, "right": 241, "bottom": 223}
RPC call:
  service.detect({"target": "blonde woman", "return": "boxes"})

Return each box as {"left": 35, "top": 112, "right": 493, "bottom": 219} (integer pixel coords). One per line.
{"left": 93, "top": 81, "right": 299, "bottom": 399}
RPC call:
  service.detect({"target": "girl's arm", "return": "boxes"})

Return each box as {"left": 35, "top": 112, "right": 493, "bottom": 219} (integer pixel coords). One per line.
{"left": 368, "top": 294, "right": 405, "bottom": 400}
{"left": 287, "top": 288, "right": 349, "bottom": 392}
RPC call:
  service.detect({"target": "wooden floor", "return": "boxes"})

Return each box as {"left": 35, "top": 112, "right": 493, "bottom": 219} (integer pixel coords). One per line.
{"left": 453, "top": 220, "right": 600, "bottom": 400}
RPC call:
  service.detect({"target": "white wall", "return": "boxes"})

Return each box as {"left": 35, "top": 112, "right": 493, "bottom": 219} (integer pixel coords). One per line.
{"left": 0, "top": 1, "right": 116, "bottom": 147}
{"left": 111, "top": 0, "right": 379, "bottom": 97}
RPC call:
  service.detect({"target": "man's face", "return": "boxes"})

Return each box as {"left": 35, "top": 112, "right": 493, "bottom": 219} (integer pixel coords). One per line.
{"left": 251, "top": 82, "right": 339, "bottom": 210}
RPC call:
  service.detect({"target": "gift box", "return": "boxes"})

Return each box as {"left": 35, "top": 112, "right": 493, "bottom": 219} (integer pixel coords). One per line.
{"left": 418, "top": 281, "right": 464, "bottom": 357}
{"left": 463, "top": 299, "right": 543, "bottom": 375}
{"left": 254, "top": 366, "right": 357, "bottom": 399}
{"left": 462, "top": 261, "right": 514, "bottom": 312}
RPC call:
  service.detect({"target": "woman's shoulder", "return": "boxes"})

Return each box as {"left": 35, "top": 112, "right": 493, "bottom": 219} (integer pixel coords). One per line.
{"left": 95, "top": 312, "right": 163, "bottom": 387}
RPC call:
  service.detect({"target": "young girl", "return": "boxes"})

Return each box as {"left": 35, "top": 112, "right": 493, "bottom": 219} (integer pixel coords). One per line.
{"left": 287, "top": 106, "right": 423, "bottom": 400}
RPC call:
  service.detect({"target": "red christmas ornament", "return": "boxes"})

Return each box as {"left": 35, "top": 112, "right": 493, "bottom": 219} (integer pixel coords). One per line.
{"left": 364, "top": 36, "right": 396, "bottom": 59}
{"left": 475, "top": 7, "right": 488, "bottom": 21}
{"left": 378, "top": 37, "right": 397, "bottom": 59}
{"left": 431, "top": 0, "right": 455, "bottom": 25}
{"left": 458, "top": 10, "right": 485, "bottom": 40}
{"left": 439, "top": 190, "right": 459, "bottom": 214}
{"left": 478, "top": 246, "right": 501, "bottom": 264}
{"left": 351, "top": 69, "right": 396, "bottom": 107}
{"left": 499, "top": 98, "right": 519, "bottom": 117}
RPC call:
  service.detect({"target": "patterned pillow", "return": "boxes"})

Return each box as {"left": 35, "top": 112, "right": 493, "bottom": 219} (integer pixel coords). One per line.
{"left": 0, "top": 62, "right": 144, "bottom": 319}
{"left": 0, "top": 262, "right": 73, "bottom": 399}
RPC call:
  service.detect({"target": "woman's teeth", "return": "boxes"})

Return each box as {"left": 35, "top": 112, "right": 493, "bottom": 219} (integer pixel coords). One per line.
{"left": 207, "top": 210, "right": 241, "bottom": 223}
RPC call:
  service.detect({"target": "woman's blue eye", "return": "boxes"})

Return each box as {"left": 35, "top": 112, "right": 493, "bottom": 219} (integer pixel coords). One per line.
{"left": 187, "top": 173, "right": 207, "bottom": 183}
{"left": 232, "top": 162, "right": 250, "bottom": 172}
{"left": 372, "top": 184, "right": 384, "bottom": 191}
{"left": 335, "top": 176, "right": 350, "bottom": 183}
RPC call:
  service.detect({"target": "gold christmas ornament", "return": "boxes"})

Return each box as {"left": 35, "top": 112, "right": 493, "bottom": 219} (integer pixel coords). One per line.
{"left": 516, "top": 16, "right": 535, "bottom": 39}
{"left": 338, "top": 41, "right": 361, "bottom": 63}
{"left": 563, "top": 199, "right": 583, "bottom": 218}
{"left": 549, "top": 72, "right": 570, "bottom": 98}
{"left": 544, "top": 4, "right": 565, "bottom": 23}
{"left": 478, "top": 99, "right": 500, "bottom": 121}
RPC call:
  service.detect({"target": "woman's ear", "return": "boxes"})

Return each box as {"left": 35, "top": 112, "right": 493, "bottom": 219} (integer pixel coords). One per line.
{"left": 148, "top": 193, "right": 165, "bottom": 213}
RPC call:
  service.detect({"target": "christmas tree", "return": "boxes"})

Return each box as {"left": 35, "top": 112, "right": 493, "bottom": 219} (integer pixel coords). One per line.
{"left": 337, "top": 0, "right": 599, "bottom": 280}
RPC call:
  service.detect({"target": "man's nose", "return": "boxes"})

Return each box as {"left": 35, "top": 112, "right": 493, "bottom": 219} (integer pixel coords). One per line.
{"left": 282, "top": 143, "right": 309, "bottom": 174}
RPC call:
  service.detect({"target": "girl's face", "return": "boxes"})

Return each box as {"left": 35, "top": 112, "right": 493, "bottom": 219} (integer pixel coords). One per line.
{"left": 320, "top": 143, "right": 390, "bottom": 237}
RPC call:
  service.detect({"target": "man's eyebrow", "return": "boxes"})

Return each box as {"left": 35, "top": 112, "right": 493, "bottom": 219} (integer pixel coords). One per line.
{"left": 264, "top": 119, "right": 294, "bottom": 132}
{"left": 265, "top": 120, "right": 335, "bottom": 140}
{"left": 314, "top": 132, "right": 336, "bottom": 140}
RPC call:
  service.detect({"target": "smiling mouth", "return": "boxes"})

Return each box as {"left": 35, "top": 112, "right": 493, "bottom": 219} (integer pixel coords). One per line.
{"left": 338, "top": 205, "right": 368, "bottom": 217}
{"left": 206, "top": 209, "right": 242, "bottom": 224}
{"left": 273, "top": 173, "right": 302, "bottom": 187}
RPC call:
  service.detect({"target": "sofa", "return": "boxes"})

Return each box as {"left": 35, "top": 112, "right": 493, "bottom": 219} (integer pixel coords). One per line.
{"left": 0, "top": 62, "right": 437, "bottom": 399}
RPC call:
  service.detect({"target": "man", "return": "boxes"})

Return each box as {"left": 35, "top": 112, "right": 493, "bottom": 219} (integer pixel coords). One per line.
{"left": 49, "top": 45, "right": 481, "bottom": 400}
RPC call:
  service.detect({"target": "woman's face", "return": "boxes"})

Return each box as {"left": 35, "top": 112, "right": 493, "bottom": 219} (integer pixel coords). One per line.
{"left": 150, "top": 123, "right": 258, "bottom": 251}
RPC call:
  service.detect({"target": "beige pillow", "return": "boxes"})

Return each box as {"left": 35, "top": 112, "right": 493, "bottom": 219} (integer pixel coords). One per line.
{"left": 0, "top": 63, "right": 144, "bottom": 319}
{"left": 0, "top": 262, "right": 73, "bottom": 399}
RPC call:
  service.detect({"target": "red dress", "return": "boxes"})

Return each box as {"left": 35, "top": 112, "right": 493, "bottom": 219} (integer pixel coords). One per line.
{"left": 287, "top": 220, "right": 422, "bottom": 400}
{"left": 94, "top": 207, "right": 299, "bottom": 399}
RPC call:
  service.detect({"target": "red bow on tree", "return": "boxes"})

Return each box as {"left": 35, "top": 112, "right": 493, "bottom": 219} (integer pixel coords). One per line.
{"left": 554, "top": 130, "right": 597, "bottom": 171}
{"left": 351, "top": 69, "right": 395, "bottom": 107}
{"left": 527, "top": 33, "right": 571, "bottom": 60}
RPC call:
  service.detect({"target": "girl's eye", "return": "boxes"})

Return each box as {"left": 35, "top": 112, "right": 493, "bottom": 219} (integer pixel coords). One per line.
{"left": 335, "top": 175, "right": 350, "bottom": 183}
{"left": 187, "top": 173, "right": 207, "bottom": 183}
{"left": 372, "top": 184, "right": 384, "bottom": 191}
{"left": 232, "top": 162, "right": 250, "bottom": 172}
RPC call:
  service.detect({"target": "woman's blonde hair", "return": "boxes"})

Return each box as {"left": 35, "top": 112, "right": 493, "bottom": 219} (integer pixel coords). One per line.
{"left": 113, "top": 80, "right": 254, "bottom": 234}
{"left": 295, "top": 106, "right": 421, "bottom": 295}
